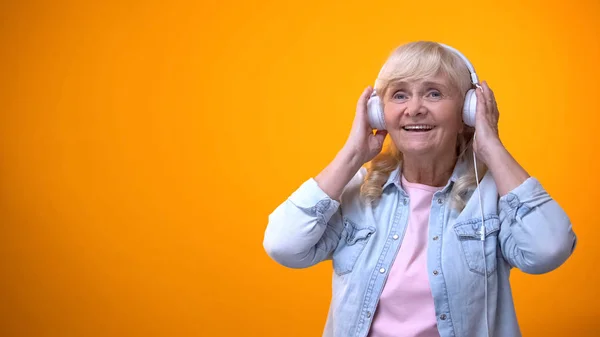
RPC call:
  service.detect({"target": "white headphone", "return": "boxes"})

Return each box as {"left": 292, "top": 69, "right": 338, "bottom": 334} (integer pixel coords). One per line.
{"left": 367, "top": 43, "right": 480, "bottom": 130}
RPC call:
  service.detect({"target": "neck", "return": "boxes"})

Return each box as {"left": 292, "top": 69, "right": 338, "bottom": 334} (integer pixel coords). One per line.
{"left": 401, "top": 151, "right": 457, "bottom": 187}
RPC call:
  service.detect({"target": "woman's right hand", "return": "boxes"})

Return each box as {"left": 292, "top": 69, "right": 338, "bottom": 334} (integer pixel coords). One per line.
{"left": 342, "top": 86, "right": 388, "bottom": 165}
{"left": 314, "top": 86, "right": 388, "bottom": 201}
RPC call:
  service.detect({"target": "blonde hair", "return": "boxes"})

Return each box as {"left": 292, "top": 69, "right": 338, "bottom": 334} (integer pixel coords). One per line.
{"left": 360, "top": 41, "right": 487, "bottom": 211}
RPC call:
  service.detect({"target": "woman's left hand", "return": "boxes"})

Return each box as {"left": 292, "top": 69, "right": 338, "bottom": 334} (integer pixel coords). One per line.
{"left": 473, "top": 80, "right": 504, "bottom": 164}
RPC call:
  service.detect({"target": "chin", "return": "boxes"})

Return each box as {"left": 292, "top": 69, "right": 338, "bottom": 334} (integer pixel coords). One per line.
{"left": 397, "top": 141, "right": 435, "bottom": 156}
{"left": 400, "top": 147, "right": 434, "bottom": 157}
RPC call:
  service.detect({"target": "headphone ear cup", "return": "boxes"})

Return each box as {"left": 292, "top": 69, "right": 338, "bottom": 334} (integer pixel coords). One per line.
{"left": 367, "top": 91, "right": 386, "bottom": 130}
{"left": 462, "top": 89, "right": 477, "bottom": 127}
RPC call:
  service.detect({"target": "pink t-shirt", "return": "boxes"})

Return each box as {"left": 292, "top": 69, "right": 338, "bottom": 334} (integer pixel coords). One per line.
{"left": 368, "top": 175, "right": 443, "bottom": 337}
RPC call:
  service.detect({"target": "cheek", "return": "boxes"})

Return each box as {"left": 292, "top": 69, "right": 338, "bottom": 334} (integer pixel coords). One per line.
{"left": 383, "top": 104, "right": 403, "bottom": 122}
{"left": 438, "top": 104, "right": 463, "bottom": 127}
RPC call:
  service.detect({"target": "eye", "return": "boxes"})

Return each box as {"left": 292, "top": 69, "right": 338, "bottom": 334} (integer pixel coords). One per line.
{"left": 427, "top": 90, "right": 442, "bottom": 98}
{"left": 392, "top": 92, "right": 407, "bottom": 100}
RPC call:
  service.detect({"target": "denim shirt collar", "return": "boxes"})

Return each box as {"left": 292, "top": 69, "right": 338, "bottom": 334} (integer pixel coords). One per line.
{"left": 382, "top": 157, "right": 469, "bottom": 195}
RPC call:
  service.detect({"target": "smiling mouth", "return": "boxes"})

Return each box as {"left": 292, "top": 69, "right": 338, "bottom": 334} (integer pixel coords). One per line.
{"left": 402, "top": 125, "right": 435, "bottom": 132}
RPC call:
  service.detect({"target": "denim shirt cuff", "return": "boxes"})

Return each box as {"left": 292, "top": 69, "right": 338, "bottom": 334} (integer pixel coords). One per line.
{"left": 289, "top": 178, "right": 341, "bottom": 224}
{"left": 498, "top": 176, "right": 546, "bottom": 224}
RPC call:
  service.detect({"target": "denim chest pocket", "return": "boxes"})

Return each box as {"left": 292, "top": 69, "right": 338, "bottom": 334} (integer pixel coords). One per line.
{"left": 332, "top": 217, "right": 376, "bottom": 276}
{"left": 453, "top": 215, "right": 500, "bottom": 277}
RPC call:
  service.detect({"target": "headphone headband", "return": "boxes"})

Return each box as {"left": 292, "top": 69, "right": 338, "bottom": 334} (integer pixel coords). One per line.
{"left": 437, "top": 43, "right": 479, "bottom": 85}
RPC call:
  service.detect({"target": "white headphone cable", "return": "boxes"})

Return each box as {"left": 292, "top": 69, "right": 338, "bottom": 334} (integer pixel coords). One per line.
{"left": 473, "top": 132, "right": 490, "bottom": 337}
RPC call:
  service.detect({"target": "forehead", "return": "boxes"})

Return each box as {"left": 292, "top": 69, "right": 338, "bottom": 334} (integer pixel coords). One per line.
{"left": 389, "top": 73, "right": 452, "bottom": 89}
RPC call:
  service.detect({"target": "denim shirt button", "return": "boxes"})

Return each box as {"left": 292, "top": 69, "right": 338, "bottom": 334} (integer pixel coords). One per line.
{"left": 403, "top": 198, "right": 408, "bottom": 205}
{"left": 433, "top": 236, "right": 439, "bottom": 241}
{"left": 437, "top": 198, "right": 443, "bottom": 204}
{"left": 440, "top": 314, "right": 447, "bottom": 320}
{"left": 379, "top": 268, "right": 386, "bottom": 274}
{"left": 392, "top": 234, "right": 399, "bottom": 240}
{"left": 366, "top": 311, "right": 372, "bottom": 318}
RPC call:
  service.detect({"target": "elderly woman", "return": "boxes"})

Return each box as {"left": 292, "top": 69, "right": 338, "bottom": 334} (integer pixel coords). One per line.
{"left": 262, "top": 41, "right": 577, "bottom": 337}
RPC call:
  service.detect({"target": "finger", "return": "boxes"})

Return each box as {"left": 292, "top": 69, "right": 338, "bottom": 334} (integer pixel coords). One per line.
{"left": 488, "top": 83, "right": 499, "bottom": 119}
{"left": 357, "top": 86, "right": 374, "bottom": 112}
{"left": 485, "top": 81, "right": 498, "bottom": 106}
{"left": 373, "top": 130, "right": 388, "bottom": 148}
{"left": 375, "top": 129, "right": 387, "bottom": 138}
{"left": 475, "top": 84, "right": 488, "bottom": 117}
{"left": 483, "top": 81, "right": 500, "bottom": 122}
{"left": 481, "top": 81, "right": 496, "bottom": 112}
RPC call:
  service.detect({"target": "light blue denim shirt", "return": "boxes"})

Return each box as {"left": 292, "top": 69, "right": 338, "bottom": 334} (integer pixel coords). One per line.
{"left": 263, "top": 158, "right": 577, "bottom": 337}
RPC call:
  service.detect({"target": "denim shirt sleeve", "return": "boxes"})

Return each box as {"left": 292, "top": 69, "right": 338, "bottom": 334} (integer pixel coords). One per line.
{"left": 263, "top": 177, "right": 346, "bottom": 269}
{"left": 497, "top": 177, "right": 577, "bottom": 274}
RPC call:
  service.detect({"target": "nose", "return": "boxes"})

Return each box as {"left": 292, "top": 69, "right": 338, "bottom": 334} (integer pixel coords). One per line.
{"left": 405, "top": 97, "right": 427, "bottom": 117}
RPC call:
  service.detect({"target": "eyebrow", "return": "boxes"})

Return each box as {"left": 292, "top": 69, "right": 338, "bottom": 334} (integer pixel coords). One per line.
{"left": 388, "top": 80, "right": 449, "bottom": 90}
{"left": 421, "top": 81, "right": 449, "bottom": 89}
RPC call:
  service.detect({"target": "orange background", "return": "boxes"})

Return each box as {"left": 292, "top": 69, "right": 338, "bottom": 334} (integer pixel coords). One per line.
{"left": 1, "top": 0, "right": 598, "bottom": 336}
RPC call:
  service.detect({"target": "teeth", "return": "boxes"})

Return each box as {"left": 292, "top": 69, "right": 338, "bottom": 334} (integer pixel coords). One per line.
{"left": 403, "top": 125, "right": 434, "bottom": 130}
